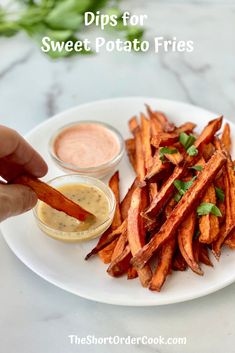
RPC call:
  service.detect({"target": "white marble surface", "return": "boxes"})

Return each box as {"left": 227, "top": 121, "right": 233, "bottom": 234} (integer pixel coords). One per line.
{"left": 0, "top": 1, "right": 235, "bottom": 352}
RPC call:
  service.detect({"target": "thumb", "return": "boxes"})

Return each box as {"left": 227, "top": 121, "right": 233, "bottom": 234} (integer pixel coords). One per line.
{"left": 0, "top": 184, "right": 37, "bottom": 222}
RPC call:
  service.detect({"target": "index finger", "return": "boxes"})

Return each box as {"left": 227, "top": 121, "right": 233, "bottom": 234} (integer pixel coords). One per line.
{"left": 0, "top": 125, "right": 48, "bottom": 180}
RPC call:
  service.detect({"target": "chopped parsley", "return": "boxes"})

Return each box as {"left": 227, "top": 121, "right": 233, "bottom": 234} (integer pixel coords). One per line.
{"left": 179, "top": 132, "right": 198, "bottom": 156}
{"left": 197, "top": 202, "right": 222, "bottom": 217}
{"left": 173, "top": 176, "right": 197, "bottom": 202}
{"left": 190, "top": 165, "right": 203, "bottom": 171}
{"left": 159, "top": 147, "right": 178, "bottom": 162}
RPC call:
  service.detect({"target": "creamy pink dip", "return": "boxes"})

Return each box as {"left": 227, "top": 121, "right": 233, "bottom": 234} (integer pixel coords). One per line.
{"left": 54, "top": 123, "right": 120, "bottom": 168}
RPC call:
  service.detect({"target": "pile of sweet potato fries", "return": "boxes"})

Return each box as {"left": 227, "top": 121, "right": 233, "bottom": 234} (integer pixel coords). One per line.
{"left": 86, "top": 105, "right": 235, "bottom": 292}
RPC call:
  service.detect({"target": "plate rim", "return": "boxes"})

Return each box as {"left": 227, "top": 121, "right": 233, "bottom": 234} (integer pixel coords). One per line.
{"left": 2, "top": 235, "right": 235, "bottom": 306}
{"left": 22, "top": 96, "right": 222, "bottom": 140}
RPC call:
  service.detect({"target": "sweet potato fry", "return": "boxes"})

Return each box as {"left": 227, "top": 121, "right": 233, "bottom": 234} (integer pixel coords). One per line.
{"left": 144, "top": 151, "right": 172, "bottom": 182}
{"left": 109, "top": 171, "right": 122, "bottom": 230}
{"left": 144, "top": 217, "right": 160, "bottom": 233}
{"left": 98, "top": 171, "right": 122, "bottom": 263}
{"left": 154, "top": 111, "right": 175, "bottom": 132}
{"left": 151, "top": 122, "right": 196, "bottom": 148}
{"left": 111, "top": 230, "right": 127, "bottom": 261}
{"left": 194, "top": 117, "right": 223, "bottom": 151}
{"left": 127, "top": 187, "right": 152, "bottom": 287}
{"left": 199, "top": 244, "right": 213, "bottom": 267}
{"left": 150, "top": 120, "right": 162, "bottom": 136}
{"left": 145, "top": 104, "right": 163, "bottom": 133}
{"left": 85, "top": 219, "right": 127, "bottom": 260}
{"left": 144, "top": 117, "right": 223, "bottom": 219}
{"left": 128, "top": 116, "right": 138, "bottom": 135}
{"left": 120, "top": 178, "right": 137, "bottom": 220}
{"left": 141, "top": 113, "right": 152, "bottom": 170}
{"left": 129, "top": 116, "right": 146, "bottom": 180}
{"left": 127, "top": 266, "right": 138, "bottom": 279}
{"left": 131, "top": 151, "right": 226, "bottom": 270}
{"left": 149, "top": 198, "right": 177, "bottom": 291}
{"left": 199, "top": 183, "right": 220, "bottom": 244}
{"left": 212, "top": 156, "right": 235, "bottom": 258}
{"left": 221, "top": 123, "right": 231, "bottom": 153}
{"left": 178, "top": 212, "right": 203, "bottom": 275}
{"left": 164, "top": 148, "right": 183, "bottom": 165}
{"left": 144, "top": 164, "right": 184, "bottom": 219}
{"left": 214, "top": 170, "right": 226, "bottom": 224}
{"left": 202, "top": 143, "right": 215, "bottom": 161}
{"left": 193, "top": 237, "right": 200, "bottom": 264}
{"left": 225, "top": 228, "right": 235, "bottom": 249}
{"left": 176, "top": 122, "right": 197, "bottom": 134}
{"left": 14, "top": 174, "right": 93, "bottom": 221}
{"left": 98, "top": 239, "right": 118, "bottom": 264}
{"left": 107, "top": 245, "right": 132, "bottom": 277}
{"left": 172, "top": 248, "right": 188, "bottom": 271}
{"left": 96, "top": 229, "right": 119, "bottom": 264}
{"left": 149, "top": 237, "right": 176, "bottom": 291}
{"left": 149, "top": 183, "right": 158, "bottom": 201}
{"left": 125, "top": 139, "right": 136, "bottom": 172}
{"left": 164, "top": 197, "right": 177, "bottom": 218}
{"left": 151, "top": 133, "right": 179, "bottom": 149}
{"left": 134, "top": 127, "right": 145, "bottom": 181}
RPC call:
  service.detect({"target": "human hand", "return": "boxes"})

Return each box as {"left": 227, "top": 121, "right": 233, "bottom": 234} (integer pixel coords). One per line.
{"left": 0, "top": 125, "right": 48, "bottom": 222}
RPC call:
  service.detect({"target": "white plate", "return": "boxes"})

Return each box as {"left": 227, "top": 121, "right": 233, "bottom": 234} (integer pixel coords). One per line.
{"left": 1, "top": 97, "right": 235, "bottom": 306}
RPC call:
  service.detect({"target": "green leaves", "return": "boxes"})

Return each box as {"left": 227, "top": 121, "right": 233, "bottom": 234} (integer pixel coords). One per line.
{"left": 45, "top": 0, "right": 84, "bottom": 30}
{"left": 159, "top": 147, "right": 178, "bottom": 162}
{"left": 197, "top": 203, "right": 222, "bottom": 217}
{"left": 0, "top": 21, "right": 19, "bottom": 37}
{"left": 179, "top": 132, "right": 196, "bottom": 150}
{"left": 173, "top": 177, "right": 196, "bottom": 202}
{"left": 0, "top": 7, "right": 19, "bottom": 36}
{"left": 215, "top": 187, "right": 225, "bottom": 202}
{"left": 0, "top": 0, "right": 146, "bottom": 58}
{"left": 179, "top": 132, "right": 198, "bottom": 156}
{"left": 190, "top": 165, "right": 203, "bottom": 171}
{"left": 187, "top": 145, "right": 198, "bottom": 156}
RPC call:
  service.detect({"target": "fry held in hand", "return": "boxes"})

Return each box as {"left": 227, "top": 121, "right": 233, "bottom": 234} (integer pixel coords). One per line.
{"left": 14, "top": 174, "right": 93, "bottom": 221}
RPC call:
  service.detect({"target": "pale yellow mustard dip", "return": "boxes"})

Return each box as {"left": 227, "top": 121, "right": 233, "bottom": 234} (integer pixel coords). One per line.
{"left": 38, "top": 183, "right": 109, "bottom": 232}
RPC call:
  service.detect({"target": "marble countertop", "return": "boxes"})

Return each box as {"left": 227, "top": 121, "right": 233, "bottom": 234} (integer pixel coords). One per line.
{"left": 0, "top": 1, "right": 234, "bottom": 352}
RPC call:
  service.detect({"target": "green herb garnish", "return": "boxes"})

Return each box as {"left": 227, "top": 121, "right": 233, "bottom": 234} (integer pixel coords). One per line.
{"left": 179, "top": 132, "right": 196, "bottom": 150}
{"left": 215, "top": 187, "right": 225, "bottom": 202}
{"left": 179, "top": 132, "right": 198, "bottom": 156}
{"left": 190, "top": 165, "right": 203, "bottom": 171}
{"left": 173, "top": 177, "right": 197, "bottom": 202}
{"left": 159, "top": 147, "right": 178, "bottom": 162}
{"left": 174, "top": 193, "right": 182, "bottom": 203}
{"left": 187, "top": 145, "right": 198, "bottom": 156}
{"left": 197, "top": 202, "right": 222, "bottom": 217}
